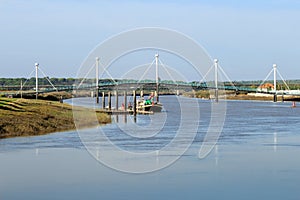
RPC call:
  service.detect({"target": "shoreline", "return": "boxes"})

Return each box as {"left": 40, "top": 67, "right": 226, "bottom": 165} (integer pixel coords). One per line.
{"left": 183, "top": 90, "right": 300, "bottom": 102}
{"left": 0, "top": 98, "right": 111, "bottom": 139}
{"left": 1, "top": 93, "right": 297, "bottom": 139}
{"left": 3, "top": 90, "right": 300, "bottom": 102}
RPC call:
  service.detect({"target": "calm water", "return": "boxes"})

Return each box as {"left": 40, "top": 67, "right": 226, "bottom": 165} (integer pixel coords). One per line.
{"left": 0, "top": 96, "right": 300, "bottom": 200}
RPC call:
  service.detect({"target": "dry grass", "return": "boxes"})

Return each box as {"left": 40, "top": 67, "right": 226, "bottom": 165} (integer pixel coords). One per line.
{"left": 0, "top": 98, "right": 111, "bottom": 139}
{"left": 183, "top": 90, "right": 210, "bottom": 98}
{"left": 226, "top": 94, "right": 273, "bottom": 101}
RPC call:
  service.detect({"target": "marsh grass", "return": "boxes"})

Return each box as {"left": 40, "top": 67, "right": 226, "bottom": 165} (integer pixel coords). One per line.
{"left": 0, "top": 98, "right": 111, "bottom": 139}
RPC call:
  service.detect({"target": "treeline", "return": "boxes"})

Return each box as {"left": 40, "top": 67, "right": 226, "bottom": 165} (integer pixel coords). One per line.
{"left": 0, "top": 78, "right": 123, "bottom": 87}
{"left": 0, "top": 77, "right": 77, "bottom": 87}
{"left": 224, "top": 80, "right": 300, "bottom": 90}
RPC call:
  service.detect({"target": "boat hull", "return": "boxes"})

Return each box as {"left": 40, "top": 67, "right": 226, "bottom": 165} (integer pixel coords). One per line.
{"left": 141, "top": 103, "right": 163, "bottom": 112}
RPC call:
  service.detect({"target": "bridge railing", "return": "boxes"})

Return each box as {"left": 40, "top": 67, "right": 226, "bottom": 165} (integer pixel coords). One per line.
{"left": 13, "top": 79, "right": 296, "bottom": 96}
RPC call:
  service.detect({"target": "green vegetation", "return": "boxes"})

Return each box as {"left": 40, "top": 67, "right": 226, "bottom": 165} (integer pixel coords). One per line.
{"left": 0, "top": 98, "right": 111, "bottom": 139}
{"left": 224, "top": 80, "right": 300, "bottom": 90}
{"left": 0, "top": 77, "right": 77, "bottom": 87}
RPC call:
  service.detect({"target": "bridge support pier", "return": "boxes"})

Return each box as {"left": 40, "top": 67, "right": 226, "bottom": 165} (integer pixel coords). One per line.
{"left": 215, "top": 89, "right": 219, "bottom": 103}
{"left": 124, "top": 91, "right": 127, "bottom": 111}
{"left": 108, "top": 92, "right": 111, "bottom": 110}
{"left": 102, "top": 92, "right": 105, "bottom": 109}
{"left": 96, "top": 90, "right": 99, "bottom": 104}
{"left": 115, "top": 91, "right": 119, "bottom": 110}
{"left": 133, "top": 90, "right": 137, "bottom": 117}
{"left": 273, "top": 94, "right": 277, "bottom": 102}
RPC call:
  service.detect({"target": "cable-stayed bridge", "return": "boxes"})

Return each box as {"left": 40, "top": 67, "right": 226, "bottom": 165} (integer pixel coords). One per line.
{"left": 3, "top": 55, "right": 300, "bottom": 101}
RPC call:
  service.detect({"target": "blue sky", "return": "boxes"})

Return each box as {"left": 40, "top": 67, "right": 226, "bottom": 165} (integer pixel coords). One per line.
{"left": 0, "top": 0, "right": 300, "bottom": 80}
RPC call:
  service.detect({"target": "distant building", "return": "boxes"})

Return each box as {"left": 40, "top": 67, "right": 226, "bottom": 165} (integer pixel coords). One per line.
{"left": 258, "top": 83, "right": 274, "bottom": 92}
{"left": 259, "top": 83, "right": 274, "bottom": 89}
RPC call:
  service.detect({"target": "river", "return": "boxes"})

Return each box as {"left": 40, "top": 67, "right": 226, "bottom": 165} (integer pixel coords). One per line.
{"left": 0, "top": 96, "right": 299, "bottom": 200}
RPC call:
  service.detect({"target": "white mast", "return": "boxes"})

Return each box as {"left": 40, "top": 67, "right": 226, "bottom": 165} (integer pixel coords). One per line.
{"left": 155, "top": 53, "right": 159, "bottom": 102}
{"left": 273, "top": 64, "right": 277, "bottom": 94}
{"left": 20, "top": 80, "right": 23, "bottom": 99}
{"left": 96, "top": 57, "right": 99, "bottom": 104}
{"left": 273, "top": 64, "right": 277, "bottom": 102}
{"left": 35, "top": 63, "right": 39, "bottom": 100}
{"left": 214, "top": 59, "right": 218, "bottom": 102}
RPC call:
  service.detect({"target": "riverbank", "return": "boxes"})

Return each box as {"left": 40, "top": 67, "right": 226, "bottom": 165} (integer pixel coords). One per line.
{"left": 0, "top": 98, "right": 111, "bottom": 139}
{"left": 183, "top": 90, "right": 300, "bottom": 102}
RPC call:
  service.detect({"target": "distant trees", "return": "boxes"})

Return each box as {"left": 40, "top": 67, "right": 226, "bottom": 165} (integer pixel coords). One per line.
{"left": 0, "top": 77, "right": 76, "bottom": 88}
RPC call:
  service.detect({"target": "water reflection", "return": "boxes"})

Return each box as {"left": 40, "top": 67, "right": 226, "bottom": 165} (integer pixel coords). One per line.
{"left": 35, "top": 148, "right": 39, "bottom": 156}
{"left": 273, "top": 132, "right": 277, "bottom": 152}
{"left": 96, "top": 148, "right": 100, "bottom": 160}
{"left": 115, "top": 115, "right": 119, "bottom": 123}
{"left": 112, "top": 114, "right": 132, "bottom": 124}
{"left": 214, "top": 144, "right": 219, "bottom": 166}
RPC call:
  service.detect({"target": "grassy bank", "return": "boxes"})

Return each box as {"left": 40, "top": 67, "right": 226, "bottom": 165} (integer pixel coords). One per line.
{"left": 0, "top": 98, "right": 111, "bottom": 139}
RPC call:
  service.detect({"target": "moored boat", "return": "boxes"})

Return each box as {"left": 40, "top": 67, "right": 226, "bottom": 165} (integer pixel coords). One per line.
{"left": 137, "top": 96, "right": 163, "bottom": 112}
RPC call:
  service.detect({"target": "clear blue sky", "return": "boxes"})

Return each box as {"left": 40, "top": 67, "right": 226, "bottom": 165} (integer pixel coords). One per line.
{"left": 1, "top": 0, "right": 300, "bottom": 80}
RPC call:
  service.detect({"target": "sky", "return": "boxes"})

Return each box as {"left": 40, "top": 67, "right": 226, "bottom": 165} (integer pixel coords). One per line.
{"left": 0, "top": 0, "right": 300, "bottom": 81}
